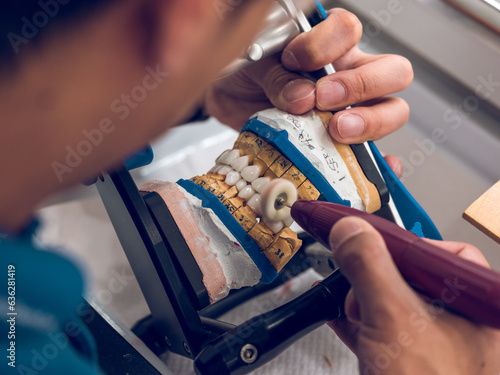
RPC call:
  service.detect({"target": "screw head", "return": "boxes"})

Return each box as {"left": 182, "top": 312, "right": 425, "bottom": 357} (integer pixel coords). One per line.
{"left": 240, "top": 344, "right": 258, "bottom": 364}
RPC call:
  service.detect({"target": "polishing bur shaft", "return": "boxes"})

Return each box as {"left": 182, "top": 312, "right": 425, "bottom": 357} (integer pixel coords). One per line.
{"left": 291, "top": 200, "right": 500, "bottom": 329}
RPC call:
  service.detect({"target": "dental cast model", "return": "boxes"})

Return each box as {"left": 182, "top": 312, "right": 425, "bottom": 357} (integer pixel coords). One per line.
{"left": 141, "top": 108, "right": 381, "bottom": 303}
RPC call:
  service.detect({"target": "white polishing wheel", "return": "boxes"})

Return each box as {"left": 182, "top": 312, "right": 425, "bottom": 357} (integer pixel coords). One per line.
{"left": 260, "top": 179, "right": 298, "bottom": 222}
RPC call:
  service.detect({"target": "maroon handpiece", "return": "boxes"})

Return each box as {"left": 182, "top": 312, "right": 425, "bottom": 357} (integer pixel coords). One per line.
{"left": 291, "top": 200, "right": 500, "bottom": 329}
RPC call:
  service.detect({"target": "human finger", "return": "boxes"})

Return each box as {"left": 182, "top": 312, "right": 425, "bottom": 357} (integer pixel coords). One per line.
{"left": 327, "top": 289, "right": 362, "bottom": 350}
{"left": 316, "top": 55, "right": 413, "bottom": 111}
{"left": 327, "top": 317, "right": 360, "bottom": 353}
{"left": 327, "top": 97, "right": 409, "bottom": 143}
{"left": 244, "top": 55, "right": 316, "bottom": 114}
{"left": 423, "top": 239, "right": 490, "bottom": 268}
{"left": 329, "top": 217, "right": 421, "bottom": 327}
{"left": 383, "top": 155, "right": 403, "bottom": 179}
{"left": 281, "top": 8, "right": 362, "bottom": 72}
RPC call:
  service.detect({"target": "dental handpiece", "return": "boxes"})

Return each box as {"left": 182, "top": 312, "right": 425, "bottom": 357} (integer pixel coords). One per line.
{"left": 219, "top": 0, "right": 325, "bottom": 77}
{"left": 291, "top": 199, "right": 500, "bottom": 328}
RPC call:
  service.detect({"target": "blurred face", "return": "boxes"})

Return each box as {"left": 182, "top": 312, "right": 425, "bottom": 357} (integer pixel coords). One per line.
{"left": 0, "top": 0, "right": 273, "bottom": 231}
{"left": 14, "top": 0, "right": 273, "bottom": 131}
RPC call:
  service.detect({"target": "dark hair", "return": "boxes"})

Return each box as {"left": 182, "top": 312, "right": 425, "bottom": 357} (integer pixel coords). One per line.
{"left": 0, "top": 1, "right": 110, "bottom": 64}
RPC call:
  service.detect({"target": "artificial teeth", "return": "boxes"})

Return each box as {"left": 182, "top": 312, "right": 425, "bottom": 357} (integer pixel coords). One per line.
{"left": 216, "top": 150, "right": 231, "bottom": 164}
{"left": 218, "top": 166, "right": 232, "bottom": 175}
{"left": 225, "top": 171, "right": 240, "bottom": 186}
{"left": 240, "top": 165, "right": 261, "bottom": 182}
{"left": 251, "top": 177, "right": 270, "bottom": 193}
{"left": 236, "top": 180, "right": 248, "bottom": 191}
{"left": 221, "top": 149, "right": 240, "bottom": 165}
{"left": 247, "top": 193, "right": 262, "bottom": 216}
{"left": 230, "top": 156, "right": 249, "bottom": 172}
{"left": 283, "top": 216, "right": 294, "bottom": 228}
{"left": 263, "top": 218, "right": 284, "bottom": 234}
{"left": 238, "top": 185, "right": 255, "bottom": 200}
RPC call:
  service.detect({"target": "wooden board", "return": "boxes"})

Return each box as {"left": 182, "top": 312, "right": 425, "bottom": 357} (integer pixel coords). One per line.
{"left": 463, "top": 180, "right": 500, "bottom": 244}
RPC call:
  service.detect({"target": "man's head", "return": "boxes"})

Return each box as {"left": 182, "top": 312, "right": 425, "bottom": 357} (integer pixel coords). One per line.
{"left": 1, "top": 2, "right": 108, "bottom": 65}
{"left": 0, "top": 0, "right": 273, "bottom": 232}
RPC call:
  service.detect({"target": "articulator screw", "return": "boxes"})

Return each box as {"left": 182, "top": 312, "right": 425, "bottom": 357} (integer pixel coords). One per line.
{"left": 240, "top": 344, "right": 259, "bottom": 364}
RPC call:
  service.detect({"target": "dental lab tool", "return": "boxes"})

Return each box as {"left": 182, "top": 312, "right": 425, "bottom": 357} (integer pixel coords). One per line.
{"left": 220, "top": 0, "right": 322, "bottom": 77}
{"left": 289, "top": 199, "right": 500, "bottom": 328}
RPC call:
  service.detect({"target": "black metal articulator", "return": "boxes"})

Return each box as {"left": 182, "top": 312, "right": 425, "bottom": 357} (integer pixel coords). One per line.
{"left": 93, "top": 165, "right": 352, "bottom": 374}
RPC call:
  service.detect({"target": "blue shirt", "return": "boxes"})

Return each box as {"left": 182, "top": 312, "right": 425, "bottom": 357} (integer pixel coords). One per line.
{"left": 0, "top": 221, "right": 102, "bottom": 374}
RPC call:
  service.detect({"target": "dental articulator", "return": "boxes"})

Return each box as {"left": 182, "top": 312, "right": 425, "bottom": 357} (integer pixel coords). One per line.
{"left": 88, "top": 1, "right": 500, "bottom": 374}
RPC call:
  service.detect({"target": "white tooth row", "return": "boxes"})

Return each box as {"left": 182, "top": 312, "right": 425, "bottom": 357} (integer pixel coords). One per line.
{"left": 210, "top": 149, "right": 295, "bottom": 234}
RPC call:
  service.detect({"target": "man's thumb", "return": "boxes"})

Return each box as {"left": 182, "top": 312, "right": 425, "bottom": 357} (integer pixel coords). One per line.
{"left": 329, "top": 216, "right": 417, "bottom": 326}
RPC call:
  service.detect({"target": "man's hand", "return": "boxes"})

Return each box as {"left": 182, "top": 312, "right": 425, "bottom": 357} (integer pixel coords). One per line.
{"left": 204, "top": 8, "right": 413, "bottom": 146}
{"left": 328, "top": 217, "right": 500, "bottom": 375}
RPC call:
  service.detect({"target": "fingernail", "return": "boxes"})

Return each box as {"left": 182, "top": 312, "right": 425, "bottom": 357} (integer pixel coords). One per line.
{"left": 317, "top": 81, "right": 346, "bottom": 108}
{"left": 337, "top": 114, "right": 365, "bottom": 139}
{"left": 282, "top": 50, "right": 301, "bottom": 71}
{"left": 329, "top": 218, "right": 363, "bottom": 255}
{"left": 282, "top": 80, "right": 315, "bottom": 104}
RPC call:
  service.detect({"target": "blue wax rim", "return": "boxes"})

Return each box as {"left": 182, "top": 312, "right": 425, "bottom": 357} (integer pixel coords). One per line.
{"left": 242, "top": 117, "right": 350, "bottom": 206}
{"left": 176, "top": 179, "right": 278, "bottom": 284}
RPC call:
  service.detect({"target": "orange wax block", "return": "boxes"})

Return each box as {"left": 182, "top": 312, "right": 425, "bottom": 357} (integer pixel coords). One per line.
{"left": 238, "top": 131, "right": 258, "bottom": 144}
{"left": 215, "top": 179, "right": 229, "bottom": 191}
{"left": 263, "top": 228, "right": 302, "bottom": 272}
{"left": 234, "top": 133, "right": 247, "bottom": 150}
{"left": 257, "top": 144, "right": 281, "bottom": 167}
{"left": 282, "top": 165, "right": 307, "bottom": 188}
{"left": 264, "top": 169, "right": 279, "bottom": 180}
{"left": 264, "top": 238, "right": 294, "bottom": 272}
{"left": 252, "top": 157, "right": 269, "bottom": 177}
{"left": 222, "top": 196, "right": 245, "bottom": 215}
{"left": 212, "top": 180, "right": 230, "bottom": 202}
{"left": 223, "top": 186, "right": 238, "bottom": 200}
{"left": 191, "top": 175, "right": 208, "bottom": 189}
{"left": 297, "top": 179, "right": 320, "bottom": 201}
{"left": 232, "top": 205, "right": 258, "bottom": 232}
{"left": 253, "top": 144, "right": 282, "bottom": 177}
{"left": 277, "top": 227, "right": 301, "bottom": 254}
{"left": 207, "top": 180, "right": 227, "bottom": 199}
{"left": 205, "top": 175, "right": 218, "bottom": 185}
{"left": 238, "top": 145, "right": 256, "bottom": 163}
{"left": 209, "top": 173, "right": 225, "bottom": 181}
{"left": 248, "top": 222, "right": 276, "bottom": 250}
{"left": 236, "top": 133, "right": 260, "bottom": 162}
{"left": 246, "top": 136, "right": 269, "bottom": 158}
{"left": 191, "top": 176, "right": 228, "bottom": 203}
{"left": 202, "top": 178, "right": 217, "bottom": 194}
{"left": 269, "top": 155, "right": 292, "bottom": 178}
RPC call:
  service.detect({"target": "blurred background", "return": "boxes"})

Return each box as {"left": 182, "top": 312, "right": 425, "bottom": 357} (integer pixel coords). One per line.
{"left": 38, "top": 0, "right": 500, "bottom": 373}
